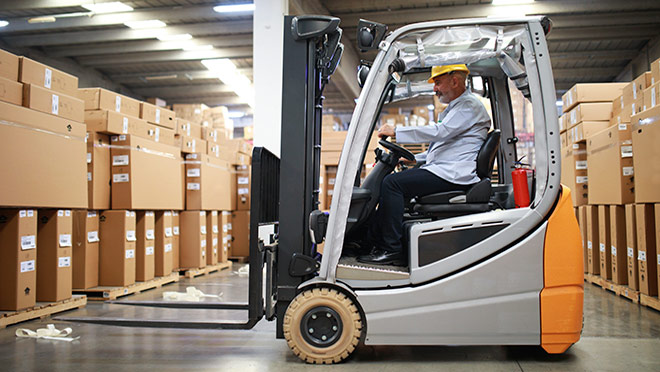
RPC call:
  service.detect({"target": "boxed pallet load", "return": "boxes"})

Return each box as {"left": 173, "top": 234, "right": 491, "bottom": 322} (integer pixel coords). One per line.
{"left": 597, "top": 206, "right": 612, "bottom": 280}
{"left": 172, "top": 211, "right": 180, "bottom": 270}
{"left": 78, "top": 88, "right": 140, "bottom": 117}
{"left": 99, "top": 210, "right": 136, "bottom": 287}
{"left": 609, "top": 205, "right": 627, "bottom": 285}
{"left": 0, "top": 74, "right": 22, "bottom": 105}
{"left": 625, "top": 204, "right": 639, "bottom": 290}
{"left": 84, "top": 109, "right": 147, "bottom": 136}
{"left": 185, "top": 153, "right": 233, "bottom": 211}
{"left": 220, "top": 211, "right": 231, "bottom": 263}
{"left": 154, "top": 211, "right": 174, "bottom": 277}
{"left": 173, "top": 103, "right": 208, "bottom": 123}
{"left": 22, "top": 83, "right": 84, "bottom": 122}
{"left": 72, "top": 210, "right": 99, "bottom": 290}
{"left": 631, "top": 105, "right": 660, "bottom": 203}
{"left": 110, "top": 134, "right": 184, "bottom": 210}
{"left": 561, "top": 83, "right": 627, "bottom": 113}
{"left": 586, "top": 124, "right": 634, "bottom": 205}
{"left": 230, "top": 210, "right": 249, "bottom": 258}
{"left": 19, "top": 56, "right": 78, "bottom": 97}
{"left": 0, "top": 48, "right": 19, "bottom": 81}
{"left": 0, "top": 209, "right": 37, "bottom": 311}
{"left": 36, "top": 209, "right": 73, "bottom": 302}
{"left": 577, "top": 206, "right": 588, "bottom": 273}
{"left": 136, "top": 211, "right": 156, "bottom": 282}
{"left": 87, "top": 132, "right": 111, "bottom": 210}
{"left": 585, "top": 205, "right": 600, "bottom": 275}
{"left": 180, "top": 211, "right": 207, "bottom": 269}
{"left": 140, "top": 101, "right": 175, "bottom": 130}
{"left": 0, "top": 101, "right": 87, "bottom": 208}
{"left": 206, "top": 211, "right": 219, "bottom": 266}
{"left": 560, "top": 142, "right": 588, "bottom": 206}
{"left": 636, "top": 204, "right": 657, "bottom": 296}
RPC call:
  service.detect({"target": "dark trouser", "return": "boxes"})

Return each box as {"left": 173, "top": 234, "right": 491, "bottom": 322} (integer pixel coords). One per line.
{"left": 368, "top": 168, "right": 472, "bottom": 254}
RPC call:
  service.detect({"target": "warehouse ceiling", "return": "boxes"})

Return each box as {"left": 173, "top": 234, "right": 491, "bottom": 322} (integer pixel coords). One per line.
{"left": 0, "top": 0, "right": 659, "bottom": 115}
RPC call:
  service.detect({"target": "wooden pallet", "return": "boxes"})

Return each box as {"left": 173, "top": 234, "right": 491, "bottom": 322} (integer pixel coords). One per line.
{"left": 584, "top": 273, "right": 640, "bottom": 303}
{"left": 229, "top": 256, "right": 249, "bottom": 263}
{"left": 180, "top": 261, "right": 232, "bottom": 279}
{"left": 640, "top": 294, "right": 660, "bottom": 312}
{"left": 0, "top": 295, "right": 87, "bottom": 329}
{"left": 74, "top": 272, "right": 180, "bottom": 301}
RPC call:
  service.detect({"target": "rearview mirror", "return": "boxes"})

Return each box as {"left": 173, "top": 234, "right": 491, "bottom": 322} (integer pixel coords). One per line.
{"left": 356, "top": 19, "right": 388, "bottom": 52}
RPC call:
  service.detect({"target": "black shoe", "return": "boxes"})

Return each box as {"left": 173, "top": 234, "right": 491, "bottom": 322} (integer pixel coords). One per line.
{"left": 357, "top": 249, "right": 405, "bottom": 266}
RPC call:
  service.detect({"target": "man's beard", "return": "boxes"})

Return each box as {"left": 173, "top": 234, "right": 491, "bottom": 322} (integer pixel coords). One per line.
{"left": 436, "top": 92, "right": 449, "bottom": 104}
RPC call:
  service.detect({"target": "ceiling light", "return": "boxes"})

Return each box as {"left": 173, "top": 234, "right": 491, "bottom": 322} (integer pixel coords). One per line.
{"left": 202, "top": 58, "right": 255, "bottom": 108}
{"left": 492, "top": 0, "right": 534, "bottom": 4}
{"left": 145, "top": 74, "right": 178, "bottom": 81}
{"left": 124, "top": 19, "right": 166, "bottom": 29}
{"left": 81, "top": 2, "right": 133, "bottom": 13}
{"left": 157, "top": 33, "right": 192, "bottom": 41}
{"left": 183, "top": 44, "right": 214, "bottom": 51}
{"left": 0, "top": 20, "right": 8, "bottom": 28}
{"left": 28, "top": 16, "right": 56, "bottom": 23}
{"left": 426, "top": 104, "right": 434, "bottom": 110}
{"left": 213, "top": 3, "right": 255, "bottom": 13}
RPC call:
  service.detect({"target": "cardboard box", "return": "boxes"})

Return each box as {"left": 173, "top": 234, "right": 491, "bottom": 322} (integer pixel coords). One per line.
{"left": 567, "top": 121, "right": 610, "bottom": 144}
{"left": 559, "top": 114, "right": 568, "bottom": 133}
{"left": 586, "top": 124, "right": 634, "bottom": 205}
{"left": 23, "top": 83, "right": 84, "bottom": 122}
{"left": 631, "top": 105, "right": 660, "bottom": 203}
{"left": 202, "top": 127, "right": 220, "bottom": 143}
{"left": 180, "top": 211, "right": 207, "bottom": 269}
{"left": 84, "top": 109, "right": 147, "bottom": 136}
{"left": 643, "top": 82, "right": 659, "bottom": 111}
{"left": 173, "top": 103, "right": 207, "bottom": 123}
{"left": 0, "top": 75, "right": 22, "bottom": 105}
{"left": 36, "top": 209, "right": 73, "bottom": 302}
{"left": 72, "top": 210, "right": 99, "bottom": 290}
{"left": 136, "top": 211, "right": 156, "bottom": 282}
{"left": 220, "top": 211, "right": 231, "bottom": 263}
{"left": 632, "top": 96, "right": 644, "bottom": 117}
{"left": 566, "top": 102, "right": 613, "bottom": 129}
{"left": 19, "top": 57, "right": 78, "bottom": 97}
{"left": 560, "top": 143, "right": 588, "bottom": 206}
{"left": 577, "top": 206, "right": 588, "bottom": 273}
{"left": 636, "top": 204, "right": 657, "bottom": 296}
{"left": 78, "top": 88, "right": 140, "bottom": 117}
{"left": 99, "top": 210, "right": 136, "bottom": 287}
{"left": 234, "top": 152, "right": 251, "bottom": 166}
{"left": 231, "top": 210, "right": 249, "bottom": 257}
{"left": 172, "top": 211, "right": 180, "bottom": 270}
{"left": 218, "top": 138, "right": 252, "bottom": 156}
{"left": 656, "top": 204, "right": 660, "bottom": 293}
{"left": 154, "top": 211, "right": 174, "bottom": 276}
{"left": 632, "top": 72, "right": 653, "bottom": 101}
{"left": 610, "top": 102, "right": 633, "bottom": 125}
{"left": 236, "top": 165, "right": 251, "bottom": 211}
{"left": 87, "top": 132, "right": 111, "bottom": 210}
{"left": 175, "top": 118, "right": 202, "bottom": 139}
{"left": 597, "top": 205, "right": 612, "bottom": 280}
{"left": 184, "top": 153, "right": 233, "bottom": 210}
{"left": 585, "top": 205, "right": 600, "bottom": 275}
{"left": 562, "top": 83, "right": 627, "bottom": 113}
{"left": 144, "top": 122, "right": 176, "bottom": 146}
{"left": 609, "top": 205, "right": 627, "bottom": 285}
{"left": 179, "top": 135, "right": 207, "bottom": 154}
{"left": 146, "top": 97, "right": 167, "bottom": 107}
{"left": 0, "top": 209, "right": 37, "bottom": 311}
{"left": 0, "top": 48, "right": 19, "bottom": 81}
{"left": 206, "top": 211, "right": 219, "bottom": 266}
{"left": 651, "top": 57, "right": 660, "bottom": 86}
{"left": 625, "top": 204, "right": 639, "bottom": 290}
{"left": 0, "top": 101, "right": 87, "bottom": 208}
{"left": 140, "top": 101, "right": 175, "bottom": 129}
{"left": 110, "top": 134, "right": 184, "bottom": 210}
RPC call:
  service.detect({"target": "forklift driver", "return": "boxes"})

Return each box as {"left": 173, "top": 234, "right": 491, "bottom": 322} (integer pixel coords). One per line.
{"left": 358, "top": 64, "right": 492, "bottom": 266}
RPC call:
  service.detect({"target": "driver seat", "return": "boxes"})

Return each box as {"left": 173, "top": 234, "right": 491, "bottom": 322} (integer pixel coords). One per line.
{"left": 411, "top": 129, "right": 501, "bottom": 217}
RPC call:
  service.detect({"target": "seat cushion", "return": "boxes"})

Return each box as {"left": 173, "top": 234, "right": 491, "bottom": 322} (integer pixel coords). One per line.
{"left": 416, "top": 191, "right": 465, "bottom": 204}
{"left": 413, "top": 202, "right": 491, "bottom": 214}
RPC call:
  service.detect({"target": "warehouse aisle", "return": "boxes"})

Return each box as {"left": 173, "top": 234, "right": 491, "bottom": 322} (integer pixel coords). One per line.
{"left": 1, "top": 265, "right": 659, "bottom": 371}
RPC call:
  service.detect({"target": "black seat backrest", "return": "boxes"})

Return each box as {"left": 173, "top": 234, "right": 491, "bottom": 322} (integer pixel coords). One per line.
{"left": 476, "top": 129, "right": 501, "bottom": 179}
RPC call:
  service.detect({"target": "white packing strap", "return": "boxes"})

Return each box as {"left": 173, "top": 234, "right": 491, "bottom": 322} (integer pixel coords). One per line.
{"left": 0, "top": 119, "right": 86, "bottom": 143}
{"left": 16, "top": 324, "right": 79, "bottom": 342}
{"left": 162, "top": 286, "right": 223, "bottom": 302}
{"left": 236, "top": 264, "right": 249, "bottom": 276}
{"left": 107, "top": 143, "right": 177, "bottom": 160}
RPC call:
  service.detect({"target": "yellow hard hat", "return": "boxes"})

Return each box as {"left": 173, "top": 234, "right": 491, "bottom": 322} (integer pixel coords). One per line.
{"left": 427, "top": 64, "right": 470, "bottom": 83}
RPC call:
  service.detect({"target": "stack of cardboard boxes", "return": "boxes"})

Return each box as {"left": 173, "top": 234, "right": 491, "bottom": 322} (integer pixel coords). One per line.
{"left": 561, "top": 57, "right": 660, "bottom": 302}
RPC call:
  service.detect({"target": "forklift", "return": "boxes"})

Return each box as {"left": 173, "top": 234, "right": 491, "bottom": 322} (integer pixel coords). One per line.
{"left": 59, "top": 15, "right": 584, "bottom": 365}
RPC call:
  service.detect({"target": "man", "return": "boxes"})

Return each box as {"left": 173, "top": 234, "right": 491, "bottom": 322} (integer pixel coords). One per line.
{"left": 358, "top": 64, "right": 491, "bottom": 265}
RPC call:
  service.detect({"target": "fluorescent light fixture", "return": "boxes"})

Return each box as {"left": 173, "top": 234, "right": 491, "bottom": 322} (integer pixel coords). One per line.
{"left": 227, "top": 111, "right": 245, "bottom": 118}
{"left": 157, "top": 33, "right": 192, "bottom": 41}
{"left": 82, "top": 2, "right": 133, "bottom": 13}
{"left": 124, "top": 19, "right": 166, "bottom": 29}
{"left": 0, "top": 20, "right": 8, "bottom": 28}
{"left": 202, "top": 58, "right": 255, "bottom": 108}
{"left": 28, "top": 16, "right": 56, "bottom": 23}
{"left": 426, "top": 104, "right": 435, "bottom": 110}
{"left": 183, "top": 44, "right": 214, "bottom": 51}
{"left": 492, "top": 0, "right": 534, "bottom": 4}
{"left": 145, "top": 74, "right": 178, "bottom": 81}
{"left": 213, "top": 3, "right": 255, "bottom": 13}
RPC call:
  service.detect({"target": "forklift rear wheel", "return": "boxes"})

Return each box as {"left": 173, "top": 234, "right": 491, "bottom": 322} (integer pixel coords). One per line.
{"left": 283, "top": 287, "right": 362, "bottom": 364}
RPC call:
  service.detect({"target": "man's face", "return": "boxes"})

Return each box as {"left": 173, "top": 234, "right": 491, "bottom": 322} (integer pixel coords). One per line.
{"left": 432, "top": 73, "right": 454, "bottom": 104}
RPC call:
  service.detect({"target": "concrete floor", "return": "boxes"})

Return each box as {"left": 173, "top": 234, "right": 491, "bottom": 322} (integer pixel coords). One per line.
{"left": 1, "top": 264, "right": 659, "bottom": 371}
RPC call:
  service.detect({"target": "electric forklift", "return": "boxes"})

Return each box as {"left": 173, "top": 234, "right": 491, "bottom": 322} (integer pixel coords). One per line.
{"left": 58, "top": 15, "right": 584, "bottom": 365}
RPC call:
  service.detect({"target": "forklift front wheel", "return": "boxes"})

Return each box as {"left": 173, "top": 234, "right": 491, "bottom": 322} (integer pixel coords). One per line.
{"left": 283, "top": 287, "right": 362, "bottom": 364}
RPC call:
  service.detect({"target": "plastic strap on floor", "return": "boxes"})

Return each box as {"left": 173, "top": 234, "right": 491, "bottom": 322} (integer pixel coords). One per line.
{"left": 16, "top": 324, "right": 79, "bottom": 342}
{"left": 162, "top": 286, "right": 223, "bottom": 302}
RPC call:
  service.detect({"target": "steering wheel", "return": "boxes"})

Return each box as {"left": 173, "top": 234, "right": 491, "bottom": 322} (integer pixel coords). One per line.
{"left": 378, "top": 138, "right": 416, "bottom": 162}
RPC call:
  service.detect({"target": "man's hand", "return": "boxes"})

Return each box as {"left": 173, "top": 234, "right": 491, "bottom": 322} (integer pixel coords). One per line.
{"left": 378, "top": 124, "right": 396, "bottom": 139}
{"left": 400, "top": 158, "right": 416, "bottom": 165}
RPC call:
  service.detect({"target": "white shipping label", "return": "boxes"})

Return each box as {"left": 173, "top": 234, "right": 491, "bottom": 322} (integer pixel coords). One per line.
{"left": 20, "top": 210, "right": 27, "bottom": 218}
{"left": 611, "top": 246, "right": 617, "bottom": 256}
{"left": 623, "top": 167, "right": 634, "bottom": 176}
{"left": 213, "top": 225, "right": 219, "bottom": 234}
{"left": 44, "top": 68, "right": 52, "bottom": 88}
{"left": 238, "top": 177, "right": 249, "bottom": 185}
{"left": 21, "top": 235, "right": 36, "bottom": 250}
{"left": 65, "top": 210, "right": 70, "bottom": 217}
{"left": 570, "top": 110, "right": 576, "bottom": 124}
{"left": 88, "top": 172, "right": 92, "bottom": 181}
{"left": 213, "top": 238, "right": 218, "bottom": 247}
{"left": 59, "top": 234, "right": 72, "bottom": 247}
{"left": 165, "top": 243, "right": 172, "bottom": 253}
{"left": 58, "top": 256, "right": 71, "bottom": 268}
{"left": 599, "top": 243, "right": 605, "bottom": 253}
{"left": 658, "top": 254, "right": 660, "bottom": 265}
{"left": 575, "top": 160, "right": 588, "bottom": 170}
{"left": 227, "top": 223, "right": 232, "bottom": 230}
{"left": 87, "top": 152, "right": 92, "bottom": 164}
{"left": 587, "top": 241, "right": 593, "bottom": 250}
{"left": 199, "top": 211, "right": 205, "bottom": 216}
{"left": 113, "top": 173, "right": 129, "bottom": 183}
{"left": 126, "top": 211, "right": 131, "bottom": 217}
{"left": 146, "top": 246, "right": 154, "bottom": 256}
{"left": 58, "top": 210, "right": 64, "bottom": 217}
{"left": 155, "top": 108, "right": 161, "bottom": 123}
{"left": 126, "top": 230, "right": 137, "bottom": 241}
{"left": 122, "top": 117, "right": 129, "bottom": 134}
{"left": 28, "top": 210, "right": 34, "bottom": 217}
{"left": 653, "top": 87, "right": 657, "bottom": 107}
{"left": 187, "top": 183, "right": 200, "bottom": 190}
{"left": 633, "top": 83, "right": 638, "bottom": 99}
{"left": 213, "top": 248, "right": 217, "bottom": 255}
{"left": 21, "top": 260, "right": 36, "bottom": 273}
{"left": 165, "top": 211, "right": 172, "bottom": 216}
{"left": 186, "top": 124, "right": 191, "bottom": 136}
{"left": 88, "top": 211, "right": 97, "bottom": 217}
{"left": 576, "top": 176, "right": 588, "bottom": 184}
{"left": 87, "top": 231, "right": 99, "bottom": 243}
{"left": 638, "top": 251, "right": 646, "bottom": 261}
{"left": 328, "top": 189, "right": 334, "bottom": 196}
{"left": 146, "top": 229, "right": 155, "bottom": 240}
{"left": 115, "top": 95, "right": 121, "bottom": 112}
{"left": 568, "top": 90, "right": 573, "bottom": 105}
{"left": 165, "top": 227, "right": 173, "bottom": 237}
{"left": 51, "top": 94, "right": 59, "bottom": 115}
{"left": 618, "top": 124, "right": 627, "bottom": 131}
{"left": 238, "top": 188, "right": 249, "bottom": 195}
{"left": 113, "top": 155, "right": 129, "bottom": 166}
{"left": 628, "top": 247, "right": 634, "bottom": 257}
{"left": 173, "top": 226, "right": 179, "bottom": 235}
{"left": 201, "top": 239, "right": 207, "bottom": 247}
{"left": 329, "top": 178, "right": 336, "bottom": 185}
{"left": 201, "top": 249, "right": 206, "bottom": 257}
{"left": 187, "top": 168, "right": 201, "bottom": 177}
{"left": 223, "top": 224, "right": 228, "bottom": 233}
{"left": 201, "top": 225, "right": 207, "bottom": 234}
{"left": 192, "top": 139, "right": 196, "bottom": 152}
{"left": 126, "top": 249, "right": 135, "bottom": 259}
{"left": 155, "top": 127, "right": 160, "bottom": 142}
{"left": 621, "top": 146, "right": 633, "bottom": 158}
{"left": 186, "top": 153, "right": 198, "bottom": 160}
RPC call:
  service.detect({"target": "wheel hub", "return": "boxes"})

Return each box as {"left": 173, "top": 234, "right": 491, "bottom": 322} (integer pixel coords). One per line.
{"left": 300, "top": 306, "right": 343, "bottom": 348}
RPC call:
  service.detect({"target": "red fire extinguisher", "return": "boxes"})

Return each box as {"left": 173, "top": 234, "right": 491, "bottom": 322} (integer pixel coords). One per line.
{"left": 512, "top": 159, "right": 532, "bottom": 208}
